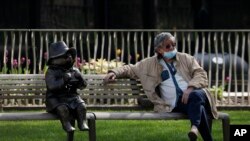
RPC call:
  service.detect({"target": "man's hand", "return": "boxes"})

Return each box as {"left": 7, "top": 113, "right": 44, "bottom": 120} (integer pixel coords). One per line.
{"left": 103, "top": 72, "right": 116, "bottom": 84}
{"left": 181, "top": 87, "right": 194, "bottom": 104}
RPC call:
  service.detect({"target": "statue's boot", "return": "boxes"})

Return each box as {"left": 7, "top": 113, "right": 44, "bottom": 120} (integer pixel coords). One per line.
{"left": 57, "top": 105, "right": 75, "bottom": 132}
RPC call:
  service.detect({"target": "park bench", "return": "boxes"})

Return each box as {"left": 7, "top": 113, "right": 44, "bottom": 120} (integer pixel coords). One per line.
{"left": 0, "top": 74, "right": 230, "bottom": 141}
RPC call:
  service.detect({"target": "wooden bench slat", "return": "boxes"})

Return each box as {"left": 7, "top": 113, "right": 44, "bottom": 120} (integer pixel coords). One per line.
{"left": 0, "top": 95, "right": 142, "bottom": 99}
{"left": 0, "top": 80, "right": 139, "bottom": 85}
{"left": 87, "top": 85, "right": 142, "bottom": 89}
{"left": 84, "top": 95, "right": 142, "bottom": 99}
{"left": 0, "top": 90, "right": 45, "bottom": 94}
{"left": 0, "top": 90, "right": 143, "bottom": 95}
{"left": 0, "top": 74, "right": 44, "bottom": 79}
{"left": 0, "top": 95, "right": 45, "bottom": 99}
{"left": 0, "top": 85, "right": 142, "bottom": 89}
{"left": 0, "top": 81, "right": 44, "bottom": 85}
{"left": 0, "top": 85, "right": 45, "bottom": 89}
{"left": 86, "top": 81, "right": 139, "bottom": 85}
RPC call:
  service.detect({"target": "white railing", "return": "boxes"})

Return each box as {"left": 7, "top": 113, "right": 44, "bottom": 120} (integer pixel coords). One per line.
{"left": 0, "top": 29, "right": 250, "bottom": 107}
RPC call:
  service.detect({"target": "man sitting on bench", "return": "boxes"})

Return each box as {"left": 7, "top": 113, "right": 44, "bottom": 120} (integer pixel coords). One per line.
{"left": 103, "top": 32, "right": 218, "bottom": 141}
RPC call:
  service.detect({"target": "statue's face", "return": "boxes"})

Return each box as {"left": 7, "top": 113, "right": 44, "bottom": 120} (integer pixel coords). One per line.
{"left": 50, "top": 53, "right": 74, "bottom": 68}
{"left": 64, "top": 53, "right": 74, "bottom": 64}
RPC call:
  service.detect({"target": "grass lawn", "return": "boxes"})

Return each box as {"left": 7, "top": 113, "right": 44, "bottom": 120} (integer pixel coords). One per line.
{"left": 0, "top": 110, "right": 249, "bottom": 141}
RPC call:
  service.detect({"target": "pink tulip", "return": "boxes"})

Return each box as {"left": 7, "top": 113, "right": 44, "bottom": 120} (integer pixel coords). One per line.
{"left": 225, "top": 76, "right": 230, "bottom": 83}
{"left": 13, "top": 59, "right": 18, "bottom": 68}
{"left": 27, "top": 59, "right": 31, "bottom": 65}
{"left": 44, "top": 52, "right": 48, "bottom": 60}
{"left": 21, "top": 57, "right": 26, "bottom": 64}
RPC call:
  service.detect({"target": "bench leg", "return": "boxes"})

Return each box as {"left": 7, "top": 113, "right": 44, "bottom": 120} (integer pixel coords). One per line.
{"left": 221, "top": 116, "right": 230, "bottom": 141}
{"left": 88, "top": 118, "right": 96, "bottom": 141}
{"left": 66, "top": 120, "right": 75, "bottom": 141}
{"left": 67, "top": 131, "right": 74, "bottom": 141}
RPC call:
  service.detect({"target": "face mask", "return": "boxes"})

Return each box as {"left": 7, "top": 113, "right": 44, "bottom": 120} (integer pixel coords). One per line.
{"left": 163, "top": 48, "right": 177, "bottom": 59}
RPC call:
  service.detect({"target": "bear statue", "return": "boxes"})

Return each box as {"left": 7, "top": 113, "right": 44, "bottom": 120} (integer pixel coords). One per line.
{"left": 45, "top": 41, "right": 89, "bottom": 132}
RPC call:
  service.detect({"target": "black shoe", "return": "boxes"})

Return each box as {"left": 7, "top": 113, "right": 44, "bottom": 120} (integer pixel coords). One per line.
{"left": 188, "top": 131, "right": 198, "bottom": 141}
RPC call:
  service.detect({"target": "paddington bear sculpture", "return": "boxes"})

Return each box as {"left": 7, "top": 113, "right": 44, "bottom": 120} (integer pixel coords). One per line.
{"left": 45, "top": 41, "right": 89, "bottom": 132}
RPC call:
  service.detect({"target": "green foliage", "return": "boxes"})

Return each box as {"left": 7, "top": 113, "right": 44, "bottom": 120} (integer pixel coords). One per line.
{"left": 81, "top": 59, "right": 125, "bottom": 74}
{"left": 210, "top": 85, "right": 224, "bottom": 100}
{"left": 0, "top": 66, "right": 8, "bottom": 74}
{"left": 42, "top": 64, "right": 48, "bottom": 74}
{"left": 23, "top": 68, "right": 30, "bottom": 74}
{"left": 9, "top": 68, "right": 23, "bottom": 74}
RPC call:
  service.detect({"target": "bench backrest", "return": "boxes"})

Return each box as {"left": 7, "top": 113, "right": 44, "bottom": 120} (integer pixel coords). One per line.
{"left": 0, "top": 74, "right": 144, "bottom": 110}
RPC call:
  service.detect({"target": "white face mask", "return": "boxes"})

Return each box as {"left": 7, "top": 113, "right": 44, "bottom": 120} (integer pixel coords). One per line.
{"left": 163, "top": 48, "right": 177, "bottom": 59}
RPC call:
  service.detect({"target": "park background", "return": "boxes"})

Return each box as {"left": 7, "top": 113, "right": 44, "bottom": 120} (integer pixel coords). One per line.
{"left": 0, "top": 0, "right": 250, "bottom": 141}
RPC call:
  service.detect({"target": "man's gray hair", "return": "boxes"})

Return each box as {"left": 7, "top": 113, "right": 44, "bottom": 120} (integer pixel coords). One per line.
{"left": 154, "top": 32, "right": 174, "bottom": 52}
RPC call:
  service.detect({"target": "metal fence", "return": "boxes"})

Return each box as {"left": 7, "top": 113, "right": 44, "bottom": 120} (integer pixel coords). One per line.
{"left": 0, "top": 29, "right": 250, "bottom": 107}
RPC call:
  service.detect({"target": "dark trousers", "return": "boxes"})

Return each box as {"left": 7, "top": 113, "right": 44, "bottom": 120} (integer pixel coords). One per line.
{"left": 172, "top": 89, "right": 213, "bottom": 141}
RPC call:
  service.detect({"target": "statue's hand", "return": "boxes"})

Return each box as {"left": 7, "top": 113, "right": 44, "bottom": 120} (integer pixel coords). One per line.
{"left": 63, "top": 73, "right": 72, "bottom": 83}
{"left": 73, "top": 71, "right": 83, "bottom": 81}
{"left": 73, "top": 71, "right": 87, "bottom": 89}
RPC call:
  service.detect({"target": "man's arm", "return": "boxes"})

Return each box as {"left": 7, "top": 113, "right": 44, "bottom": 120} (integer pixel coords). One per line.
{"left": 103, "top": 61, "right": 143, "bottom": 83}
{"left": 188, "top": 56, "right": 209, "bottom": 88}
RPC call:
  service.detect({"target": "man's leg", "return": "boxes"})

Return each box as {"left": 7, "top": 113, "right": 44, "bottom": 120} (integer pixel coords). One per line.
{"left": 198, "top": 106, "right": 213, "bottom": 140}
{"left": 187, "top": 89, "right": 213, "bottom": 141}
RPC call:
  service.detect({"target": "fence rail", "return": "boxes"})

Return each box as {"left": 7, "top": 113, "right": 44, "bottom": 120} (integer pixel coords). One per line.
{"left": 0, "top": 29, "right": 250, "bottom": 107}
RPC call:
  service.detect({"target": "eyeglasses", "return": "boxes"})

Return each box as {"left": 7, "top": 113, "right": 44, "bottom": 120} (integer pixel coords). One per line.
{"left": 165, "top": 43, "right": 176, "bottom": 49}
